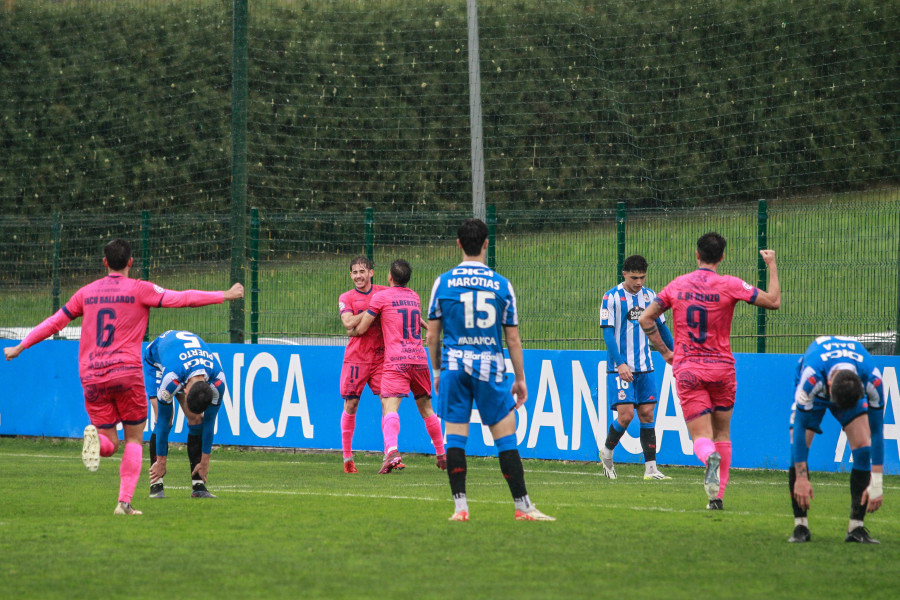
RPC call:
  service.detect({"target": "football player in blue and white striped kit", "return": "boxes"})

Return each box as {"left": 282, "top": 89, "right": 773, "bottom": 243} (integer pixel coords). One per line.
{"left": 143, "top": 330, "right": 227, "bottom": 499}
{"left": 599, "top": 255, "right": 674, "bottom": 481}
{"left": 788, "top": 336, "right": 885, "bottom": 544}
{"left": 427, "top": 218, "right": 553, "bottom": 522}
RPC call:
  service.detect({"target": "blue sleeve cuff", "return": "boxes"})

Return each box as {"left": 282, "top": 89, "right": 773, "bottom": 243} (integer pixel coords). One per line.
{"left": 869, "top": 407, "right": 884, "bottom": 466}
{"left": 657, "top": 320, "right": 674, "bottom": 351}
{"left": 154, "top": 402, "right": 174, "bottom": 457}
{"left": 202, "top": 403, "right": 220, "bottom": 454}
{"left": 602, "top": 327, "right": 625, "bottom": 368}
{"left": 792, "top": 409, "right": 811, "bottom": 464}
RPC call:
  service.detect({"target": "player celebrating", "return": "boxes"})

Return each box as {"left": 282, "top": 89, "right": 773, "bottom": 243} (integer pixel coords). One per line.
{"left": 427, "top": 218, "right": 554, "bottom": 522}
{"left": 337, "top": 256, "right": 388, "bottom": 473}
{"left": 638, "top": 232, "right": 780, "bottom": 509}
{"left": 788, "top": 336, "right": 885, "bottom": 544}
{"left": 144, "top": 330, "right": 227, "bottom": 499}
{"left": 351, "top": 259, "right": 446, "bottom": 474}
{"left": 3, "top": 238, "right": 242, "bottom": 515}
{"left": 599, "top": 254, "right": 674, "bottom": 480}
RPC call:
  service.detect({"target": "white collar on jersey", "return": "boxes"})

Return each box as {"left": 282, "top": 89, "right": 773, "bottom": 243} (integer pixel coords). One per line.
{"left": 458, "top": 260, "right": 488, "bottom": 267}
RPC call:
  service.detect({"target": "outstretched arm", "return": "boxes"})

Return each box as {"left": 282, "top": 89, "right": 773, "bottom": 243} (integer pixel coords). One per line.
{"left": 752, "top": 250, "right": 781, "bottom": 310}
{"left": 4, "top": 308, "right": 75, "bottom": 361}
{"left": 157, "top": 283, "right": 244, "bottom": 308}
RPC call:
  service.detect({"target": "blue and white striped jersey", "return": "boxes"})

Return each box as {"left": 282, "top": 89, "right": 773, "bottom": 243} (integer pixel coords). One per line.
{"left": 794, "top": 335, "right": 884, "bottom": 411}
{"left": 600, "top": 283, "right": 664, "bottom": 373}
{"left": 143, "top": 330, "right": 226, "bottom": 405}
{"left": 428, "top": 261, "right": 517, "bottom": 383}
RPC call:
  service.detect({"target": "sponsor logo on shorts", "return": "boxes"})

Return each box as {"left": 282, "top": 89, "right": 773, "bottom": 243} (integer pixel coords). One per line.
{"left": 618, "top": 390, "right": 626, "bottom": 401}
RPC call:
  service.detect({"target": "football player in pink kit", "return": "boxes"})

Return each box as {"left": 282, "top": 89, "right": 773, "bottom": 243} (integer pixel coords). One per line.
{"left": 338, "top": 256, "right": 388, "bottom": 473}
{"left": 351, "top": 259, "right": 446, "bottom": 474}
{"left": 638, "top": 232, "right": 780, "bottom": 509}
{"left": 4, "top": 239, "right": 243, "bottom": 515}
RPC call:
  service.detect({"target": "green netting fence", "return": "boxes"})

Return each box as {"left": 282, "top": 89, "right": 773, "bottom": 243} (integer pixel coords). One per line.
{"left": 1, "top": 196, "right": 898, "bottom": 353}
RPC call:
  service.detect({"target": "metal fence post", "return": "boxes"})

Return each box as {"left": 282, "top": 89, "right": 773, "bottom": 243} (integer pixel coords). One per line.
{"left": 51, "top": 213, "right": 61, "bottom": 339}
{"left": 895, "top": 208, "right": 900, "bottom": 355}
{"left": 365, "top": 207, "right": 374, "bottom": 262}
{"left": 250, "top": 207, "right": 259, "bottom": 345}
{"left": 757, "top": 199, "right": 768, "bottom": 353}
{"left": 616, "top": 201, "right": 626, "bottom": 283}
{"left": 140, "top": 210, "right": 150, "bottom": 341}
{"left": 487, "top": 204, "right": 496, "bottom": 270}
{"left": 229, "top": 0, "right": 249, "bottom": 344}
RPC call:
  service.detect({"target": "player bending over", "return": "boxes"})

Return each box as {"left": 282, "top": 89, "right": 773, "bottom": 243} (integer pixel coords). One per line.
{"left": 788, "top": 335, "right": 885, "bottom": 544}
{"left": 144, "top": 330, "right": 227, "bottom": 499}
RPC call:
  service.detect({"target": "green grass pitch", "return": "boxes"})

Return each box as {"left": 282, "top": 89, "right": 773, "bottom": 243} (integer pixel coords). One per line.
{"left": 1, "top": 437, "right": 899, "bottom": 599}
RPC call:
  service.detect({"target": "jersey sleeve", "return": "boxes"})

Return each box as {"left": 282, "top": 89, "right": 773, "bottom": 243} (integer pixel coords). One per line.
{"left": 865, "top": 366, "right": 884, "bottom": 409}
{"left": 599, "top": 289, "right": 616, "bottom": 328}
{"left": 338, "top": 291, "right": 353, "bottom": 316}
{"left": 501, "top": 279, "right": 518, "bottom": 326}
{"left": 427, "top": 277, "right": 442, "bottom": 320}
{"left": 729, "top": 276, "right": 759, "bottom": 304}
{"left": 794, "top": 365, "right": 824, "bottom": 409}
{"left": 646, "top": 289, "right": 665, "bottom": 324}
{"left": 137, "top": 281, "right": 224, "bottom": 308}
{"left": 21, "top": 288, "right": 83, "bottom": 349}
{"left": 366, "top": 291, "right": 385, "bottom": 316}
{"left": 655, "top": 282, "right": 674, "bottom": 311}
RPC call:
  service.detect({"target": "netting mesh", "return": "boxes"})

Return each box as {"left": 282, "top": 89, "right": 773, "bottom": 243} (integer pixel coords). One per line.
{"left": 0, "top": 0, "right": 897, "bottom": 351}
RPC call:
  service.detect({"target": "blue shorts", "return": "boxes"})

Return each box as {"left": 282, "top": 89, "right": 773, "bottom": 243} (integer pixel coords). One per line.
{"left": 607, "top": 371, "right": 657, "bottom": 408}
{"left": 142, "top": 359, "right": 162, "bottom": 401}
{"left": 437, "top": 369, "right": 515, "bottom": 427}
{"left": 794, "top": 397, "right": 868, "bottom": 433}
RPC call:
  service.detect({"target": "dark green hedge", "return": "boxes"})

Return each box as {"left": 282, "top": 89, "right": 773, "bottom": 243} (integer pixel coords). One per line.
{"left": 0, "top": 0, "right": 896, "bottom": 217}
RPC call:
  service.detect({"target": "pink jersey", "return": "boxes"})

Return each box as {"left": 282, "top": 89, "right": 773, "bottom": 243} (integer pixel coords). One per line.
{"left": 655, "top": 268, "right": 759, "bottom": 368}
{"left": 22, "top": 274, "right": 223, "bottom": 384}
{"left": 339, "top": 284, "right": 387, "bottom": 364}
{"left": 366, "top": 286, "right": 427, "bottom": 365}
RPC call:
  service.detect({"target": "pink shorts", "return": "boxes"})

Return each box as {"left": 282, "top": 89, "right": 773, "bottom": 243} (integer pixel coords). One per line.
{"left": 82, "top": 376, "right": 148, "bottom": 428}
{"left": 674, "top": 364, "right": 736, "bottom": 422}
{"left": 340, "top": 361, "right": 382, "bottom": 399}
{"left": 381, "top": 363, "right": 432, "bottom": 399}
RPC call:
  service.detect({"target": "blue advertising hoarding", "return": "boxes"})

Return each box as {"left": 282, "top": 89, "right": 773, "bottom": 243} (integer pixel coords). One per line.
{"left": 1, "top": 341, "right": 898, "bottom": 473}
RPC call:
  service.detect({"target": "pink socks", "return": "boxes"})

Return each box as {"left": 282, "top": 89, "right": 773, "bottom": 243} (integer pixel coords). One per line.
{"left": 693, "top": 437, "right": 716, "bottom": 465}
{"left": 118, "top": 442, "right": 142, "bottom": 503}
{"left": 382, "top": 412, "right": 400, "bottom": 453}
{"left": 423, "top": 414, "right": 445, "bottom": 455}
{"left": 98, "top": 433, "right": 117, "bottom": 457}
{"left": 340, "top": 410, "right": 356, "bottom": 459}
{"left": 715, "top": 440, "right": 732, "bottom": 499}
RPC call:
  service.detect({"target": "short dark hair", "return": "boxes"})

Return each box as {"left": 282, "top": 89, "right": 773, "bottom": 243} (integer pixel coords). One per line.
{"left": 104, "top": 238, "right": 132, "bottom": 271}
{"left": 830, "top": 369, "right": 864, "bottom": 410}
{"left": 697, "top": 232, "right": 727, "bottom": 264}
{"left": 390, "top": 259, "right": 412, "bottom": 286}
{"left": 622, "top": 255, "right": 648, "bottom": 273}
{"left": 458, "top": 218, "right": 489, "bottom": 256}
{"left": 186, "top": 382, "right": 214, "bottom": 414}
{"left": 350, "top": 255, "right": 373, "bottom": 271}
